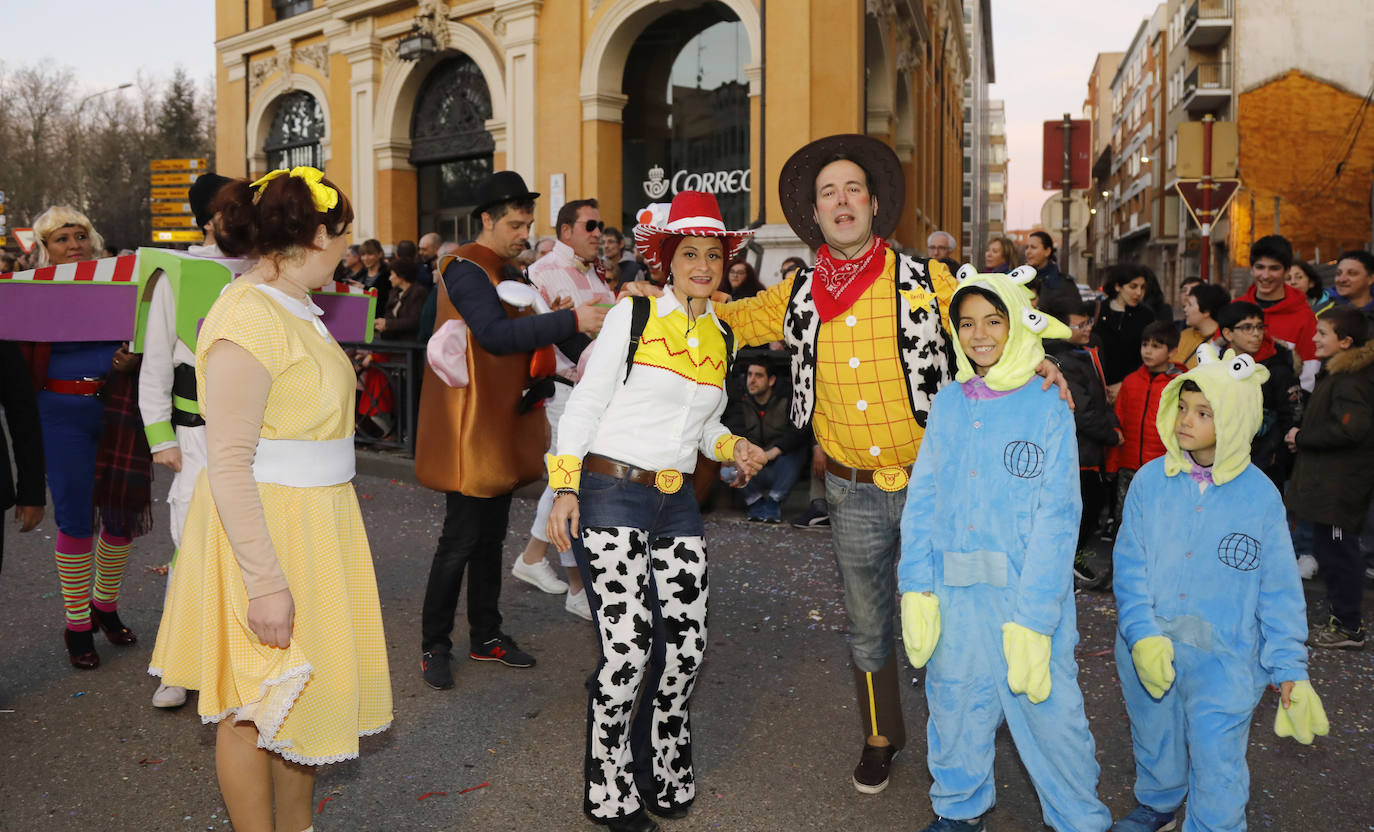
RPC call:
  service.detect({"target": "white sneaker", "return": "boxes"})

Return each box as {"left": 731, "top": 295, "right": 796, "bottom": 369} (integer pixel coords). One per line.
{"left": 152, "top": 683, "right": 187, "bottom": 708}
{"left": 512, "top": 557, "right": 569, "bottom": 594}
{"left": 1297, "top": 554, "right": 1319, "bottom": 580}
{"left": 565, "top": 588, "right": 593, "bottom": 621}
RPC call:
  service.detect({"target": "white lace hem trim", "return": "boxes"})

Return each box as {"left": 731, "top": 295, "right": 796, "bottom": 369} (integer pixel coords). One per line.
{"left": 147, "top": 663, "right": 390, "bottom": 765}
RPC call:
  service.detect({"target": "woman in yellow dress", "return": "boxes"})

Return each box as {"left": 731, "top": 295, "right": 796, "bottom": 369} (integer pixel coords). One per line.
{"left": 150, "top": 168, "right": 392, "bottom": 832}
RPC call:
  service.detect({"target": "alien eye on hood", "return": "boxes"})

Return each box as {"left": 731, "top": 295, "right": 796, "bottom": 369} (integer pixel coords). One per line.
{"left": 1021, "top": 307, "right": 1050, "bottom": 334}
{"left": 1008, "top": 265, "right": 1037, "bottom": 285}
{"left": 1227, "top": 353, "right": 1256, "bottom": 380}
{"left": 957, "top": 263, "right": 977, "bottom": 282}
{"left": 1195, "top": 343, "right": 1221, "bottom": 365}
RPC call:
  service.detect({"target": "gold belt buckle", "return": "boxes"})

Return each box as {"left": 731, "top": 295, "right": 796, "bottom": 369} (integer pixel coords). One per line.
{"left": 654, "top": 469, "right": 684, "bottom": 494}
{"left": 873, "top": 466, "right": 909, "bottom": 493}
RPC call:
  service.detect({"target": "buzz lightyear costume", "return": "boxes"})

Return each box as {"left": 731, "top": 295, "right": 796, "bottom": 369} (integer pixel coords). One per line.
{"left": 897, "top": 265, "right": 1112, "bottom": 832}
{"left": 136, "top": 247, "right": 249, "bottom": 558}
{"left": 1111, "top": 347, "right": 1328, "bottom": 832}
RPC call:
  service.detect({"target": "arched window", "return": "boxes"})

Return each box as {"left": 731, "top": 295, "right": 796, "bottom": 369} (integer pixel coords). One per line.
{"left": 411, "top": 55, "right": 494, "bottom": 242}
{"left": 264, "top": 91, "right": 324, "bottom": 170}
{"left": 621, "top": 4, "right": 751, "bottom": 230}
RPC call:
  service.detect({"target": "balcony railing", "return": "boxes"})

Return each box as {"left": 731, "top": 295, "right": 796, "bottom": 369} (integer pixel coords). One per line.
{"left": 1184, "top": 0, "right": 1232, "bottom": 47}
{"left": 1182, "top": 62, "right": 1231, "bottom": 113}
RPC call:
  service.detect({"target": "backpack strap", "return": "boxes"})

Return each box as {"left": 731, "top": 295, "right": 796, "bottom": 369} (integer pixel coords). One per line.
{"left": 624, "top": 295, "right": 652, "bottom": 383}
{"left": 720, "top": 318, "right": 735, "bottom": 376}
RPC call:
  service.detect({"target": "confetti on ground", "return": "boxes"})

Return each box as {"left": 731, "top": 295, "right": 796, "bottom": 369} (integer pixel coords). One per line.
{"left": 144, "top": 564, "right": 170, "bottom": 575}
{"left": 137, "top": 758, "right": 164, "bottom": 765}
{"left": 458, "top": 782, "right": 489, "bottom": 795}
{"left": 417, "top": 791, "right": 446, "bottom": 801}
{"left": 316, "top": 797, "right": 333, "bottom": 814}
{"left": 70, "top": 692, "right": 85, "bottom": 698}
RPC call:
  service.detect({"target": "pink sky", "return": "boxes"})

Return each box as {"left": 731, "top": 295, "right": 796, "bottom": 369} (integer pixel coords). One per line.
{"left": 990, "top": 0, "right": 1157, "bottom": 229}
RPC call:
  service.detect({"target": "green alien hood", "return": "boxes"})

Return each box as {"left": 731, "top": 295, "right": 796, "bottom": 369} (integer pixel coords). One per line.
{"left": 947, "top": 264, "right": 1073, "bottom": 391}
{"left": 1156, "top": 345, "right": 1270, "bottom": 485}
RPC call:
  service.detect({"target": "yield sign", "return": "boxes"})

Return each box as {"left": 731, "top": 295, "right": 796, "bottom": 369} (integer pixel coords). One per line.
{"left": 13, "top": 227, "right": 35, "bottom": 253}
{"left": 1175, "top": 178, "right": 1241, "bottom": 229}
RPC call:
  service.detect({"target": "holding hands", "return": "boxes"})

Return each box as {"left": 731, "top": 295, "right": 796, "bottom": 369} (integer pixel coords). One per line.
{"left": 730, "top": 438, "right": 767, "bottom": 486}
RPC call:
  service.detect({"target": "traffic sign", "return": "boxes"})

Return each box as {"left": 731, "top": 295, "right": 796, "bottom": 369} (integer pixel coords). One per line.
{"left": 13, "top": 228, "right": 34, "bottom": 252}
{"left": 1177, "top": 121, "right": 1238, "bottom": 178}
{"left": 151, "top": 158, "right": 207, "bottom": 172}
{"left": 151, "top": 172, "right": 200, "bottom": 186}
{"left": 1175, "top": 178, "right": 1241, "bottom": 229}
{"left": 151, "top": 201, "right": 193, "bottom": 215}
{"left": 1042, "top": 119, "right": 1092, "bottom": 191}
{"left": 151, "top": 230, "right": 204, "bottom": 243}
{"left": 152, "top": 216, "right": 199, "bottom": 229}
{"left": 0, "top": 238, "right": 7, "bottom": 248}
{"left": 151, "top": 186, "right": 190, "bottom": 201}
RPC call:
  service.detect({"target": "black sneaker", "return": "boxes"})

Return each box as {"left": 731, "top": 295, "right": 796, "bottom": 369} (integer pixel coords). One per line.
{"left": 1073, "top": 548, "right": 1112, "bottom": 591}
{"left": 851, "top": 742, "right": 898, "bottom": 794}
{"left": 790, "top": 498, "right": 830, "bottom": 529}
{"left": 421, "top": 650, "right": 454, "bottom": 690}
{"left": 469, "top": 634, "right": 536, "bottom": 668}
{"left": 1309, "top": 618, "right": 1366, "bottom": 650}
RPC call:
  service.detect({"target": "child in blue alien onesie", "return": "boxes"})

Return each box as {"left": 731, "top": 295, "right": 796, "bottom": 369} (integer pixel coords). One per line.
{"left": 898, "top": 264, "right": 1113, "bottom": 832}
{"left": 1109, "top": 346, "right": 1329, "bottom": 832}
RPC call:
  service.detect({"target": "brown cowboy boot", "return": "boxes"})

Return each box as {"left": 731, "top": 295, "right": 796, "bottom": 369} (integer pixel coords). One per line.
{"left": 851, "top": 652, "right": 907, "bottom": 793}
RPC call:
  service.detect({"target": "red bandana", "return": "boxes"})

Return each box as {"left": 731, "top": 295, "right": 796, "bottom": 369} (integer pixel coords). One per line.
{"left": 811, "top": 238, "right": 889, "bottom": 322}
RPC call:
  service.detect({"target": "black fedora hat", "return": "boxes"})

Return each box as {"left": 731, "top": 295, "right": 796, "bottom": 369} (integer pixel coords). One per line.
{"left": 473, "top": 170, "right": 540, "bottom": 216}
{"left": 778, "top": 134, "right": 905, "bottom": 250}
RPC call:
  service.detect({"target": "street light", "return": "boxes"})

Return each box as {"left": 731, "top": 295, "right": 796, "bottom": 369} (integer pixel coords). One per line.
{"left": 75, "top": 82, "right": 133, "bottom": 212}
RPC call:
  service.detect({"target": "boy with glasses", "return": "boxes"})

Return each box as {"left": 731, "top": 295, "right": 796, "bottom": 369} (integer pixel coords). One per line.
{"left": 1217, "top": 302, "right": 1304, "bottom": 486}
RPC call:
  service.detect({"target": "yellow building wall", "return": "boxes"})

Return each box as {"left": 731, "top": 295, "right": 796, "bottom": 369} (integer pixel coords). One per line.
{"left": 537, "top": 0, "right": 587, "bottom": 233}
{"left": 1231, "top": 70, "right": 1374, "bottom": 263}
{"left": 763, "top": 0, "right": 810, "bottom": 225}
{"left": 216, "top": 68, "right": 247, "bottom": 179}
{"left": 324, "top": 49, "right": 354, "bottom": 195}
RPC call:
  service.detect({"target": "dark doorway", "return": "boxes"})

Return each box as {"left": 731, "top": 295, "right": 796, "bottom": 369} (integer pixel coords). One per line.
{"left": 411, "top": 55, "right": 494, "bottom": 242}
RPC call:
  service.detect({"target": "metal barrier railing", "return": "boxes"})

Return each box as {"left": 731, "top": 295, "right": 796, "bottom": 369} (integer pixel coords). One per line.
{"left": 339, "top": 339, "right": 426, "bottom": 457}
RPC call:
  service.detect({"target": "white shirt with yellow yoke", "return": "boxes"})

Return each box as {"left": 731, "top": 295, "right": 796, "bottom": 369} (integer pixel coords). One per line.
{"left": 552, "top": 291, "right": 740, "bottom": 487}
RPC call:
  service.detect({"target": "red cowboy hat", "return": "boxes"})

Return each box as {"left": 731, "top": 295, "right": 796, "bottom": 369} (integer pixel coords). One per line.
{"left": 632, "top": 190, "right": 753, "bottom": 272}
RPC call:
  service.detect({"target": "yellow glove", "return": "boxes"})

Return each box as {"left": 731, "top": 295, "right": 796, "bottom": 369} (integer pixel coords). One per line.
{"left": 1002, "top": 622, "right": 1053, "bottom": 704}
{"left": 1131, "top": 635, "right": 1176, "bottom": 699}
{"left": 1274, "top": 680, "right": 1330, "bottom": 745}
{"left": 900, "top": 592, "right": 941, "bottom": 669}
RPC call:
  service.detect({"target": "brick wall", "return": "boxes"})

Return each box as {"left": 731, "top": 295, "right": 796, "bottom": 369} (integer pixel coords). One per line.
{"left": 1232, "top": 70, "right": 1374, "bottom": 265}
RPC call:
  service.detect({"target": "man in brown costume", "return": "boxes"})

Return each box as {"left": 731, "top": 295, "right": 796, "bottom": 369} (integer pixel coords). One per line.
{"left": 415, "top": 171, "right": 606, "bottom": 690}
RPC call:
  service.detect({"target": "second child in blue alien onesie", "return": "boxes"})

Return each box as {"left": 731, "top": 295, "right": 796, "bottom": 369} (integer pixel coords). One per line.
{"left": 897, "top": 264, "right": 1112, "bottom": 832}
{"left": 1108, "top": 346, "right": 1329, "bottom": 832}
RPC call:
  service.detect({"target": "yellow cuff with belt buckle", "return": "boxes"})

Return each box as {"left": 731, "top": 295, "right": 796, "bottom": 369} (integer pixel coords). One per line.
{"left": 712, "top": 433, "right": 742, "bottom": 463}
{"left": 546, "top": 454, "right": 583, "bottom": 493}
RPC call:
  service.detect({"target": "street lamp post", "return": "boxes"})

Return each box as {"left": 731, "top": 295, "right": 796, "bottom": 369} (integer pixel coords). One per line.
{"left": 75, "top": 82, "right": 133, "bottom": 212}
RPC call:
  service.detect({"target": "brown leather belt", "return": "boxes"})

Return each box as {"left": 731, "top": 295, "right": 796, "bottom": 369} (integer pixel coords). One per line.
{"left": 584, "top": 453, "right": 692, "bottom": 489}
{"left": 43, "top": 377, "right": 106, "bottom": 397}
{"left": 825, "top": 456, "right": 912, "bottom": 484}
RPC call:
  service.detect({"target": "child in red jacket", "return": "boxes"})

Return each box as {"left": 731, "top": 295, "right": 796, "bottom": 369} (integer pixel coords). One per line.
{"left": 1108, "top": 321, "right": 1184, "bottom": 534}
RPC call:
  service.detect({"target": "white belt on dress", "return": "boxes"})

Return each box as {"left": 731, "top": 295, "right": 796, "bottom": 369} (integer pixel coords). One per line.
{"left": 252, "top": 437, "right": 356, "bottom": 487}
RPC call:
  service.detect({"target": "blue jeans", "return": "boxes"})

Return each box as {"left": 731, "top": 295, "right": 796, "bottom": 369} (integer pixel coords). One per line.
{"left": 742, "top": 446, "right": 807, "bottom": 505}
{"left": 825, "top": 471, "right": 906, "bottom": 673}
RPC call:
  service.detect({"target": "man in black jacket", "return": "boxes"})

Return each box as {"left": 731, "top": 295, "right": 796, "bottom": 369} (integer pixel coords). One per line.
{"left": 1, "top": 340, "right": 45, "bottom": 574}
{"left": 723, "top": 359, "right": 809, "bottom": 523}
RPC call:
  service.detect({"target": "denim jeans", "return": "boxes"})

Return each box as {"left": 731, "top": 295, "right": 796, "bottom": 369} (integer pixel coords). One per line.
{"left": 825, "top": 471, "right": 907, "bottom": 672}
{"left": 742, "top": 446, "right": 808, "bottom": 505}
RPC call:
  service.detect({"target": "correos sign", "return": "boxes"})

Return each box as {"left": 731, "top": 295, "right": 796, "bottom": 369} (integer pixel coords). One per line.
{"left": 643, "top": 164, "right": 751, "bottom": 199}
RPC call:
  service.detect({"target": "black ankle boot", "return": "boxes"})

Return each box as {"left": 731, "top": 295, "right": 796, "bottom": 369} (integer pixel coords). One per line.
{"left": 600, "top": 810, "right": 659, "bottom": 832}
{"left": 64, "top": 627, "right": 101, "bottom": 670}
{"left": 91, "top": 606, "right": 137, "bottom": 646}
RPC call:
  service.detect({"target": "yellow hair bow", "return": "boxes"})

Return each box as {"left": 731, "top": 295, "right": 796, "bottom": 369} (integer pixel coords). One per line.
{"left": 249, "top": 166, "right": 339, "bottom": 213}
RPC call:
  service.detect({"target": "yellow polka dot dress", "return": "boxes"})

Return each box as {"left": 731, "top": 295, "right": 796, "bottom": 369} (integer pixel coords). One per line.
{"left": 150, "top": 282, "right": 393, "bottom": 765}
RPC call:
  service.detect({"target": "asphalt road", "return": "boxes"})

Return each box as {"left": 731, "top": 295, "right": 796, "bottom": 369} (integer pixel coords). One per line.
{"left": 1, "top": 469, "right": 1371, "bottom": 831}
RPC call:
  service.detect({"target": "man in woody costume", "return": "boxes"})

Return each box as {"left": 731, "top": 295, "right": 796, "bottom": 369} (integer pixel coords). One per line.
{"left": 632, "top": 135, "right": 1065, "bottom": 793}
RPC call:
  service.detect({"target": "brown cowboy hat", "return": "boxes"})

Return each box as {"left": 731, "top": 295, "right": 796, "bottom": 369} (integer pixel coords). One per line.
{"left": 778, "top": 134, "right": 905, "bottom": 250}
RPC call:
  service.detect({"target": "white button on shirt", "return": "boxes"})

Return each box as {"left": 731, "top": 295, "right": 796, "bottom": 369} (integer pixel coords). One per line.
{"left": 855, "top": 399, "right": 868, "bottom": 412}
{"left": 849, "top": 357, "right": 861, "bottom": 369}
{"left": 845, "top": 315, "right": 858, "bottom": 327}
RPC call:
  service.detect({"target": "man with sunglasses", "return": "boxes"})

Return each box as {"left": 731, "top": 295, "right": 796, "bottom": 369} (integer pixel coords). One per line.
{"left": 517, "top": 198, "right": 618, "bottom": 620}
